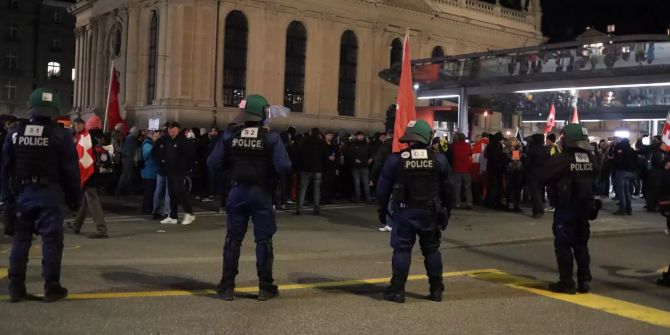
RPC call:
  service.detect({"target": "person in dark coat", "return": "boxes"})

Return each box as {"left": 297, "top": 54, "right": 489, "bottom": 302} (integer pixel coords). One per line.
{"left": 485, "top": 132, "right": 506, "bottom": 209}
{"left": 295, "top": 128, "right": 328, "bottom": 215}
{"left": 526, "top": 133, "right": 548, "bottom": 218}
{"left": 115, "top": 127, "right": 140, "bottom": 196}
{"left": 612, "top": 138, "right": 638, "bottom": 215}
{"left": 346, "top": 131, "right": 373, "bottom": 202}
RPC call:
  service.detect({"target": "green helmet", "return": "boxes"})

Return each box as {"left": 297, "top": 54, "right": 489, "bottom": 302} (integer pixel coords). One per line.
{"left": 239, "top": 95, "right": 268, "bottom": 122}
{"left": 562, "top": 124, "right": 592, "bottom": 151}
{"left": 27, "top": 88, "right": 61, "bottom": 117}
{"left": 399, "top": 119, "right": 432, "bottom": 145}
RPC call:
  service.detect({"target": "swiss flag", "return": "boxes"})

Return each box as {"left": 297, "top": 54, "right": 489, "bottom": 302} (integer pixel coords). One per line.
{"left": 661, "top": 110, "right": 670, "bottom": 147}
{"left": 543, "top": 103, "right": 556, "bottom": 135}
{"left": 571, "top": 106, "right": 579, "bottom": 124}
{"left": 393, "top": 32, "right": 418, "bottom": 153}
{"left": 106, "top": 67, "right": 127, "bottom": 133}
{"left": 75, "top": 130, "right": 95, "bottom": 186}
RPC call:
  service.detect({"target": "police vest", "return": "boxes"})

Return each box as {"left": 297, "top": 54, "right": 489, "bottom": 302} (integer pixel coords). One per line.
{"left": 557, "top": 150, "right": 597, "bottom": 213}
{"left": 227, "top": 126, "right": 270, "bottom": 186}
{"left": 12, "top": 122, "right": 59, "bottom": 181}
{"left": 395, "top": 148, "right": 440, "bottom": 208}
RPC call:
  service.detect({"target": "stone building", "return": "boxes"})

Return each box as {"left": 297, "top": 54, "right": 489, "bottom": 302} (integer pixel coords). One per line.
{"left": 0, "top": 0, "right": 76, "bottom": 116}
{"left": 70, "top": 0, "right": 543, "bottom": 131}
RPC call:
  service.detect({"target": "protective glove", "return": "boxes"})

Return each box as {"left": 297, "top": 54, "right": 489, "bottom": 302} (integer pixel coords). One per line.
{"left": 377, "top": 207, "right": 387, "bottom": 225}
{"left": 437, "top": 207, "right": 450, "bottom": 231}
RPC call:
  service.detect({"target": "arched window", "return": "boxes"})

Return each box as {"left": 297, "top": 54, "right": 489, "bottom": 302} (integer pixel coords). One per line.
{"left": 337, "top": 30, "right": 357, "bottom": 116}
{"left": 147, "top": 11, "right": 158, "bottom": 104}
{"left": 7, "top": 23, "right": 18, "bottom": 41}
{"left": 390, "top": 38, "right": 402, "bottom": 66}
{"left": 283, "top": 21, "right": 307, "bottom": 112}
{"left": 47, "top": 61, "right": 61, "bottom": 78}
{"left": 223, "top": 10, "right": 248, "bottom": 107}
{"left": 432, "top": 46, "right": 445, "bottom": 58}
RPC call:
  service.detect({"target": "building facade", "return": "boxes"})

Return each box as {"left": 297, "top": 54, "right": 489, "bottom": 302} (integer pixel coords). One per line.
{"left": 0, "top": 0, "right": 76, "bottom": 116}
{"left": 70, "top": 0, "right": 543, "bottom": 131}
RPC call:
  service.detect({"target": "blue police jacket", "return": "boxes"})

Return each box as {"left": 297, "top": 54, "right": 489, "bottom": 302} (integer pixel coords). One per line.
{"left": 376, "top": 145, "right": 453, "bottom": 211}
{"left": 1, "top": 117, "right": 81, "bottom": 205}
{"left": 206, "top": 125, "right": 292, "bottom": 180}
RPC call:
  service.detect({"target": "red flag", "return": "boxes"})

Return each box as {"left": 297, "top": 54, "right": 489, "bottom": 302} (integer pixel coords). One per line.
{"left": 543, "top": 104, "right": 556, "bottom": 135}
{"left": 571, "top": 106, "right": 579, "bottom": 124}
{"left": 75, "top": 130, "right": 95, "bottom": 186}
{"left": 393, "top": 32, "right": 418, "bottom": 153}
{"left": 105, "top": 67, "right": 127, "bottom": 133}
{"left": 661, "top": 110, "right": 670, "bottom": 147}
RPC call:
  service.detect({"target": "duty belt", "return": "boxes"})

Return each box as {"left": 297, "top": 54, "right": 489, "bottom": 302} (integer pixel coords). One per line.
{"left": 19, "top": 176, "right": 54, "bottom": 186}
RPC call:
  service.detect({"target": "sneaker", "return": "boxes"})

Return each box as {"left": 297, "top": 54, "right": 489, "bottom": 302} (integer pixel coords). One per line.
{"left": 218, "top": 288, "right": 234, "bottom": 301}
{"left": 378, "top": 225, "right": 391, "bottom": 232}
{"left": 181, "top": 214, "right": 196, "bottom": 225}
{"left": 43, "top": 283, "right": 68, "bottom": 303}
{"left": 258, "top": 289, "right": 279, "bottom": 301}
{"left": 218, "top": 207, "right": 225, "bottom": 214}
{"left": 194, "top": 196, "right": 201, "bottom": 201}
{"left": 545, "top": 207, "right": 555, "bottom": 212}
{"left": 577, "top": 281, "right": 591, "bottom": 293}
{"left": 382, "top": 288, "right": 405, "bottom": 303}
{"left": 548, "top": 281, "right": 576, "bottom": 294}
{"left": 160, "top": 217, "right": 178, "bottom": 225}
{"left": 202, "top": 197, "right": 214, "bottom": 203}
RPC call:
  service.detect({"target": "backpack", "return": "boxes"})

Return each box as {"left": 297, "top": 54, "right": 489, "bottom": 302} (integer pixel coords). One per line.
{"left": 95, "top": 145, "right": 114, "bottom": 174}
{"left": 134, "top": 143, "right": 145, "bottom": 169}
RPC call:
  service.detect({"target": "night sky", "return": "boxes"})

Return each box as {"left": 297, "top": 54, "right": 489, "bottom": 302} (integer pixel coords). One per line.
{"left": 541, "top": 0, "right": 670, "bottom": 42}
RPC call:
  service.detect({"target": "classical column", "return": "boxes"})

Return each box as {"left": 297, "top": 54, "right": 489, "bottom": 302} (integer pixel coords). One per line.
{"left": 88, "top": 19, "right": 99, "bottom": 110}
{"left": 73, "top": 27, "right": 83, "bottom": 110}
{"left": 125, "top": 5, "right": 140, "bottom": 106}
{"left": 458, "top": 86, "right": 469, "bottom": 137}
{"left": 82, "top": 26, "right": 90, "bottom": 108}
{"left": 93, "top": 17, "right": 107, "bottom": 111}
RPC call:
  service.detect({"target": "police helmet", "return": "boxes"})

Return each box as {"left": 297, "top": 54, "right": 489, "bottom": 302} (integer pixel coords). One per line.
{"left": 238, "top": 95, "right": 268, "bottom": 122}
{"left": 27, "top": 88, "right": 61, "bottom": 117}
{"left": 562, "top": 124, "right": 592, "bottom": 151}
{"left": 399, "top": 119, "right": 432, "bottom": 145}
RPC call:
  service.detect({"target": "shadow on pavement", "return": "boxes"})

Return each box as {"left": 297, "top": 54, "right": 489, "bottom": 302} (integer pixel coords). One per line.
{"left": 101, "top": 268, "right": 219, "bottom": 299}
{"left": 287, "top": 273, "right": 427, "bottom": 301}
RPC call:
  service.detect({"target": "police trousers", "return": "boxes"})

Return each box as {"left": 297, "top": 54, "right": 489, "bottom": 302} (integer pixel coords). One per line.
{"left": 9, "top": 185, "right": 65, "bottom": 286}
{"left": 220, "top": 184, "right": 278, "bottom": 292}
{"left": 389, "top": 208, "right": 443, "bottom": 290}
{"left": 552, "top": 209, "right": 592, "bottom": 284}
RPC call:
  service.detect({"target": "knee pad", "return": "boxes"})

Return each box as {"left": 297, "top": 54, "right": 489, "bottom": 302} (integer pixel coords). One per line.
{"left": 224, "top": 237, "right": 242, "bottom": 250}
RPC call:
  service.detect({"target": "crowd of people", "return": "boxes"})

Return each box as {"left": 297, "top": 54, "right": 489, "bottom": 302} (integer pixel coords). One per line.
{"left": 3, "top": 114, "right": 667, "bottom": 235}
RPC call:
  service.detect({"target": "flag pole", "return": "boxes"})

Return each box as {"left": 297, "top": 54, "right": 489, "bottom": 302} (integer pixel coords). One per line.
{"left": 103, "top": 60, "right": 114, "bottom": 132}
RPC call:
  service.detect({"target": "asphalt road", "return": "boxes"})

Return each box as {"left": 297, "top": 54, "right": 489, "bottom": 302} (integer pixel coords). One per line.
{"left": 0, "top": 197, "right": 668, "bottom": 334}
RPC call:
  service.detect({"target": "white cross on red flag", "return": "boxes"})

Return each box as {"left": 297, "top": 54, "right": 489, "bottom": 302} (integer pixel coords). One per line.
{"left": 543, "top": 103, "right": 556, "bottom": 135}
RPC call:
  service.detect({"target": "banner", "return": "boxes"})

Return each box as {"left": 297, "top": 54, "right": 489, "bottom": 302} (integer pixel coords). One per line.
{"left": 75, "top": 131, "right": 95, "bottom": 186}
{"left": 393, "top": 32, "right": 418, "bottom": 153}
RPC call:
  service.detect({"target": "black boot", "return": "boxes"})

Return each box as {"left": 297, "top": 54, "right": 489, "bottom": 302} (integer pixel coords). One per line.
{"left": 383, "top": 286, "right": 405, "bottom": 303}
{"left": 9, "top": 280, "right": 27, "bottom": 303}
{"left": 548, "top": 280, "right": 576, "bottom": 294}
{"left": 43, "top": 283, "right": 68, "bottom": 303}
{"left": 577, "top": 281, "right": 591, "bottom": 293}
{"left": 216, "top": 280, "right": 235, "bottom": 301}
{"left": 428, "top": 283, "right": 444, "bottom": 302}
{"left": 657, "top": 272, "right": 670, "bottom": 287}
{"left": 258, "top": 286, "right": 279, "bottom": 301}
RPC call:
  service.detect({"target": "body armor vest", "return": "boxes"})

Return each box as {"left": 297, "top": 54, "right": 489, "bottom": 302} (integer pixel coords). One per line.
{"left": 557, "top": 150, "right": 597, "bottom": 214}
{"left": 394, "top": 148, "right": 440, "bottom": 208}
{"left": 227, "top": 126, "right": 270, "bottom": 186}
{"left": 12, "top": 122, "right": 59, "bottom": 181}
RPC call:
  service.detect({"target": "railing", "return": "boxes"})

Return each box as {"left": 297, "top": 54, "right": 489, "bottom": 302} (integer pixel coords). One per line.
{"left": 432, "top": 0, "right": 531, "bottom": 25}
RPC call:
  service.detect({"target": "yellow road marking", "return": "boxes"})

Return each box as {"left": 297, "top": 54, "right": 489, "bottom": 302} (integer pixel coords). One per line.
{"left": 0, "top": 268, "right": 498, "bottom": 301}
{"left": 469, "top": 270, "right": 670, "bottom": 329}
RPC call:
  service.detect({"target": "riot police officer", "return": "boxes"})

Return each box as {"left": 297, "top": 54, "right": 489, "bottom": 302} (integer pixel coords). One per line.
{"left": 207, "top": 94, "right": 291, "bottom": 301}
{"left": 540, "top": 124, "right": 600, "bottom": 294}
{"left": 376, "top": 120, "right": 453, "bottom": 303}
{"left": 2, "top": 88, "right": 81, "bottom": 302}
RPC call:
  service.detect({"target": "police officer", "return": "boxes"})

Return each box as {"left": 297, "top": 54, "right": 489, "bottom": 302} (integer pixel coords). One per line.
{"left": 207, "top": 95, "right": 291, "bottom": 301}
{"left": 376, "top": 120, "right": 453, "bottom": 303}
{"left": 540, "top": 124, "right": 600, "bottom": 294}
{"left": 2, "top": 88, "right": 81, "bottom": 302}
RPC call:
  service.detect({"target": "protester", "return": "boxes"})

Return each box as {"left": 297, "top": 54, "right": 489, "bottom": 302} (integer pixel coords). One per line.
{"left": 140, "top": 130, "right": 159, "bottom": 215}
{"left": 526, "top": 133, "right": 547, "bottom": 218}
{"left": 347, "top": 131, "right": 373, "bottom": 203}
{"left": 295, "top": 128, "right": 328, "bottom": 215}
{"left": 612, "top": 138, "right": 638, "bottom": 215}
{"left": 451, "top": 133, "right": 473, "bottom": 210}
{"left": 116, "top": 126, "right": 140, "bottom": 196}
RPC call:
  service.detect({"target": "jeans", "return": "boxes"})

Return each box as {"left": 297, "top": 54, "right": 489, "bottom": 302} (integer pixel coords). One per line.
{"left": 153, "top": 174, "right": 171, "bottom": 216}
{"left": 352, "top": 168, "right": 371, "bottom": 202}
{"left": 614, "top": 170, "right": 634, "bottom": 213}
{"left": 142, "top": 179, "right": 157, "bottom": 214}
{"left": 452, "top": 173, "right": 472, "bottom": 207}
{"left": 297, "top": 171, "right": 322, "bottom": 213}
